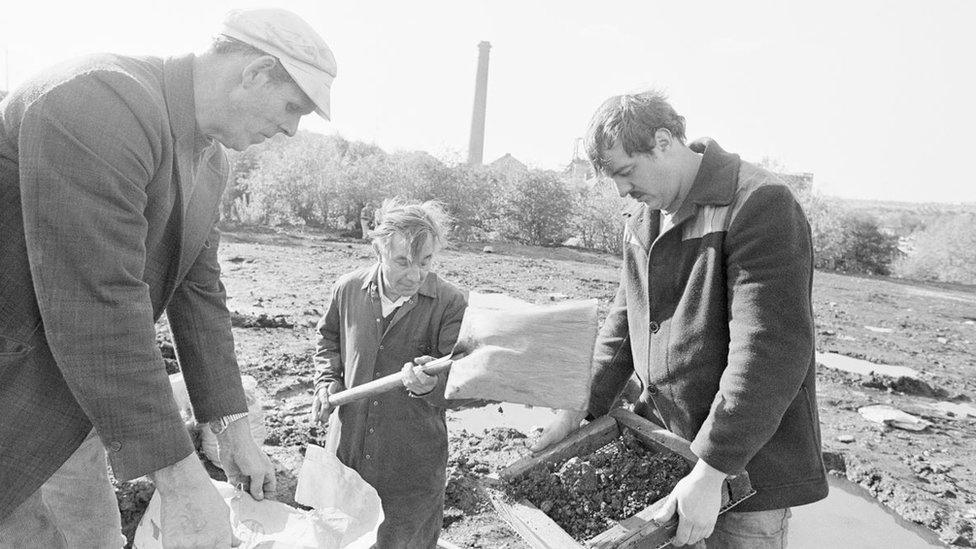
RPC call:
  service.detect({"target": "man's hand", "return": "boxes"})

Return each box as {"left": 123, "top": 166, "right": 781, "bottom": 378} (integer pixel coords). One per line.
{"left": 402, "top": 356, "right": 438, "bottom": 395}
{"left": 651, "top": 459, "right": 726, "bottom": 546}
{"left": 310, "top": 380, "right": 344, "bottom": 425}
{"left": 526, "top": 409, "right": 587, "bottom": 453}
{"left": 150, "top": 452, "right": 240, "bottom": 548}
{"left": 216, "top": 417, "right": 277, "bottom": 502}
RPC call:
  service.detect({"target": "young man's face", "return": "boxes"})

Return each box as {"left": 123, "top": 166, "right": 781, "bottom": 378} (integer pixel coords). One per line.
{"left": 217, "top": 69, "right": 315, "bottom": 151}
{"left": 603, "top": 139, "right": 683, "bottom": 213}
{"left": 378, "top": 234, "right": 435, "bottom": 299}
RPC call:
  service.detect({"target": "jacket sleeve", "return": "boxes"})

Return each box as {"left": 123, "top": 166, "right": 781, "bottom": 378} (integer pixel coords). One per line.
{"left": 418, "top": 288, "right": 469, "bottom": 409}
{"left": 166, "top": 221, "right": 247, "bottom": 422}
{"left": 690, "top": 184, "right": 816, "bottom": 474}
{"left": 586, "top": 222, "right": 638, "bottom": 418}
{"left": 313, "top": 282, "right": 344, "bottom": 392}
{"left": 18, "top": 72, "right": 193, "bottom": 480}
{"left": 586, "top": 273, "right": 635, "bottom": 418}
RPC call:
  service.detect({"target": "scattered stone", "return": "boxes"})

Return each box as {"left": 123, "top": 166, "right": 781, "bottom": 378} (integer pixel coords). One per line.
{"left": 231, "top": 312, "right": 294, "bottom": 328}
{"left": 937, "top": 337, "right": 949, "bottom": 344}
{"left": 864, "top": 325, "right": 894, "bottom": 333}
{"left": 837, "top": 434, "right": 856, "bottom": 443}
{"left": 548, "top": 293, "right": 569, "bottom": 301}
{"left": 821, "top": 451, "right": 846, "bottom": 473}
{"left": 482, "top": 246, "right": 495, "bottom": 254}
{"left": 862, "top": 375, "right": 947, "bottom": 398}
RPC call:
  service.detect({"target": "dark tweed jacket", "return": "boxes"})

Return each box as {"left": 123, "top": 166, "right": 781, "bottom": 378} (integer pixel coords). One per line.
{"left": 588, "top": 139, "right": 828, "bottom": 511}
{"left": 0, "top": 53, "right": 246, "bottom": 519}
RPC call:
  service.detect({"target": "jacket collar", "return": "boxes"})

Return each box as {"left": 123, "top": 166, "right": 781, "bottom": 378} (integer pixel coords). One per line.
{"left": 661, "top": 138, "right": 740, "bottom": 229}
{"left": 684, "top": 138, "right": 740, "bottom": 207}
{"left": 361, "top": 263, "right": 438, "bottom": 299}
{"left": 623, "top": 138, "right": 740, "bottom": 246}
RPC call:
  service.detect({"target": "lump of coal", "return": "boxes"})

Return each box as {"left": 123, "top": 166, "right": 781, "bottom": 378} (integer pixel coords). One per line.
{"left": 505, "top": 431, "right": 689, "bottom": 542}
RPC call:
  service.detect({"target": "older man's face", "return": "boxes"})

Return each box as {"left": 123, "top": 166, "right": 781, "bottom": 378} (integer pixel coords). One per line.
{"left": 215, "top": 60, "right": 316, "bottom": 151}
{"left": 379, "top": 234, "right": 435, "bottom": 299}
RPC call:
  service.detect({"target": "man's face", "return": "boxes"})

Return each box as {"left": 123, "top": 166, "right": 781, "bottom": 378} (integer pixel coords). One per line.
{"left": 378, "top": 234, "right": 435, "bottom": 299}
{"left": 217, "top": 72, "right": 315, "bottom": 151}
{"left": 603, "top": 140, "right": 682, "bottom": 212}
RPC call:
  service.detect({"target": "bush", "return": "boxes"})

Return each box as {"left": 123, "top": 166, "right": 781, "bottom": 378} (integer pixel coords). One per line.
{"left": 892, "top": 213, "right": 976, "bottom": 284}
{"left": 803, "top": 195, "right": 901, "bottom": 275}
{"left": 570, "top": 179, "right": 629, "bottom": 253}
{"left": 494, "top": 170, "right": 578, "bottom": 246}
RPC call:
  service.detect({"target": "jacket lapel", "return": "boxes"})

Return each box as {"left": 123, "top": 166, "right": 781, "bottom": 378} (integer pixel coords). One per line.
{"left": 161, "top": 54, "right": 225, "bottom": 282}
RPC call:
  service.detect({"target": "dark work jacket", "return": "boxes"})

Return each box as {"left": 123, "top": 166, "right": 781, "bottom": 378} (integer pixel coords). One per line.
{"left": 313, "top": 265, "right": 467, "bottom": 548}
{"left": 588, "top": 139, "right": 828, "bottom": 511}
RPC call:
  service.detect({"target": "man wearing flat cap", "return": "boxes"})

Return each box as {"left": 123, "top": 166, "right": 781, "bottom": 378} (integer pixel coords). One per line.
{"left": 0, "top": 8, "right": 336, "bottom": 548}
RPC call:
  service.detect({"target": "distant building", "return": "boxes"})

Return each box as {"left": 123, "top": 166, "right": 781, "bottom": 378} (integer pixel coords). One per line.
{"left": 564, "top": 137, "right": 597, "bottom": 190}
{"left": 488, "top": 152, "right": 529, "bottom": 180}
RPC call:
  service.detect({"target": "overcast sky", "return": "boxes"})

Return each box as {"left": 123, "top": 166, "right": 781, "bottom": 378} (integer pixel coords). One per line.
{"left": 3, "top": 0, "right": 974, "bottom": 203}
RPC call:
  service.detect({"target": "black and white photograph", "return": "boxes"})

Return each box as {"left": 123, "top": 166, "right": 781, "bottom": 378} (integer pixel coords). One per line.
{"left": 1, "top": 1, "right": 973, "bottom": 548}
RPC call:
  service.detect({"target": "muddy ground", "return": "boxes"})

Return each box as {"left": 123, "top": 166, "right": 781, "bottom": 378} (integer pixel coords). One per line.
{"left": 125, "top": 226, "right": 976, "bottom": 547}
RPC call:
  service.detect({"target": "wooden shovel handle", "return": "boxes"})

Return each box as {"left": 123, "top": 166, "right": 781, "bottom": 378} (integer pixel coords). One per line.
{"left": 326, "top": 355, "right": 454, "bottom": 408}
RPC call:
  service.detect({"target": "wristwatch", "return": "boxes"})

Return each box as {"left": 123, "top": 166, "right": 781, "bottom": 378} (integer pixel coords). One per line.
{"left": 209, "top": 412, "right": 249, "bottom": 435}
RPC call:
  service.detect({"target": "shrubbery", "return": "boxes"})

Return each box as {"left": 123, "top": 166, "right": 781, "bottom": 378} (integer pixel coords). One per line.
{"left": 494, "top": 170, "right": 577, "bottom": 246}
{"left": 222, "top": 132, "right": 610, "bottom": 247}
{"left": 223, "top": 133, "right": 976, "bottom": 284}
{"left": 799, "top": 190, "right": 902, "bottom": 276}
{"left": 892, "top": 213, "right": 976, "bottom": 284}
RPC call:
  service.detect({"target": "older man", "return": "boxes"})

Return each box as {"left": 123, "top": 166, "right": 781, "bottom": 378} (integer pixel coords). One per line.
{"left": 311, "top": 198, "right": 466, "bottom": 548}
{"left": 0, "top": 8, "right": 336, "bottom": 548}
{"left": 532, "top": 91, "right": 828, "bottom": 548}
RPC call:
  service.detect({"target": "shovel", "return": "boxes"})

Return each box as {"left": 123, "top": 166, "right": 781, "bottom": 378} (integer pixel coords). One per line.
{"left": 326, "top": 293, "right": 599, "bottom": 411}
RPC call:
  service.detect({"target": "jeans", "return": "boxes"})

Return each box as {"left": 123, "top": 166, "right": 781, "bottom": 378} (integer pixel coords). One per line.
{"left": 0, "top": 430, "right": 127, "bottom": 549}
{"left": 691, "top": 508, "right": 792, "bottom": 549}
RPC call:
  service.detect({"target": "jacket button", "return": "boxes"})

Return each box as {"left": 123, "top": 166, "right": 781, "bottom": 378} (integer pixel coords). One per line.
{"left": 368, "top": 427, "right": 375, "bottom": 434}
{"left": 372, "top": 400, "right": 378, "bottom": 406}
{"left": 649, "top": 321, "right": 660, "bottom": 333}
{"left": 647, "top": 385, "right": 659, "bottom": 395}
{"left": 109, "top": 441, "right": 122, "bottom": 452}
{"left": 365, "top": 454, "right": 371, "bottom": 460}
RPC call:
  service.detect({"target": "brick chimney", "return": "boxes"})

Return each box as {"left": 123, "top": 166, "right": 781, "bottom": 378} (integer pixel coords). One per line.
{"left": 467, "top": 41, "right": 491, "bottom": 165}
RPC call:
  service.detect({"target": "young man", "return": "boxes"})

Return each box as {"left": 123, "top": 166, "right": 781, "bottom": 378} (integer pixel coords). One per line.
{"left": 0, "top": 8, "right": 336, "bottom": 548}
{"left": 532, "top": 91, "right": 828, "bottom": 548}
{"left": 311, "top": 199, "right": 466, "bottom": 548}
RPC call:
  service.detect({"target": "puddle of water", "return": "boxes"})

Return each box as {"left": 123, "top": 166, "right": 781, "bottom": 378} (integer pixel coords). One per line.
{"left": 817, "top": 352, "right": 920, "bottom": 379}
{"left": 447, "top": 403, "right": 560, "bottom": 435}
{"left": 929, "top": 401, "right": 976, "bottom": 418}
{"left": 791, "top": 475, "right": 946, "bottom": 548}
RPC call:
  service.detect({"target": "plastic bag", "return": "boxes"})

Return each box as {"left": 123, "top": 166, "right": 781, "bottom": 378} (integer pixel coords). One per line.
{"left": 132, "top": 480, "right": 353, "bottom": 549}
{"left": 200, "top": 375, "right": 268, "bottom": 467}
{"left": 294, "top": 443, "right": 383, "bottom": 548}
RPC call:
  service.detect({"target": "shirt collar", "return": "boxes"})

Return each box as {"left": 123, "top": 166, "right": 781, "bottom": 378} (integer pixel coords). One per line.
{"left": 377, "top": 270, "right": 411, "bottom": 316}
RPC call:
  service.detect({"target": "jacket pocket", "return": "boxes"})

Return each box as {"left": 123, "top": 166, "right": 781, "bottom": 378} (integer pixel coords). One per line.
{"left": 0, "top": 333, "right": 32, "bottom": 374}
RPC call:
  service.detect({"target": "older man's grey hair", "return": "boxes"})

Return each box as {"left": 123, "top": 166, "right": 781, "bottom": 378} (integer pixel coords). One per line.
{"left": 370, "top": 198, "right": 452, "bottom": 259}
